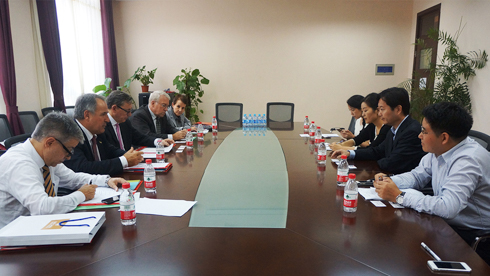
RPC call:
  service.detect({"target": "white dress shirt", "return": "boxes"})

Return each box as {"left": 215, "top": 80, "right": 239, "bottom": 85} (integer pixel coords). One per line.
{"left": 0, "top": 140, "right": 110, "bottom": 228}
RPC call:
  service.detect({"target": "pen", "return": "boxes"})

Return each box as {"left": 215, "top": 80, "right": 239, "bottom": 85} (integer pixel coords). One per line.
{"left": 421, "top": 242, "right": 442, "bottom": 261}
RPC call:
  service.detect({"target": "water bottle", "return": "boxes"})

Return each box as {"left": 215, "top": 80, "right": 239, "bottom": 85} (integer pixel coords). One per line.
{"left": 212, "top": 116, "right": 218, "bottom": 133}
{"left": 262, "top": 114, "right": 267, "bottom": 127}
{"left": 156, "top": 141, "right": 165, "bottom": 163}
{"left": 242, "top": 114, "right": 247, "bottom": 127}
{"left": 303, "top": 116, "right": 310, "bottom": 130}
{"left": 185, "top": 128, "right": 193, "bottom": 148}
{"left": 197, "top": 122, "right": 204, "bottom": 141}
{"left": 253, "top": 114, "right": 257, "bottom": 127}
{"left": 337, "top": 155, "right": 349, "bottom": 186}
{"left": 315, "top": 126, "right": 322, "bottom": 145}
{"left": 317, "top": 139, "right": 327, "bottom": 164}
{"left": 144, "top": 159, "right": 156, "bottom": 192}
{"left": 120, "top": 182, "right": 136, "bottom": 225}
{"left": 309, "top": 121, "right": 316, "bottom": 138}
{"left": 249, "top": 114, "right": 253, "bottom": 127}
{"left": 343, "top": 173, "right": 358, "bottom": 212}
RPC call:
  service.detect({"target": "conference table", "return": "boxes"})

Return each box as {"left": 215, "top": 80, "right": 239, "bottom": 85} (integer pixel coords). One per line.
{"left": 1, "top": 122, "right": 489, "bottom": 275}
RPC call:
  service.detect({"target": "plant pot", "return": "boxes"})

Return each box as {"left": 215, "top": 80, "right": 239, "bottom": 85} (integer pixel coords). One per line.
{"left": 141, "top": 85, "right": 149, "bottom": 92}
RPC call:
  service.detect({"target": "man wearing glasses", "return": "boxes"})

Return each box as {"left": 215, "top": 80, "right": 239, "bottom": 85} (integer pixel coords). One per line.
{"left": 64, "top": 94, "right": 143, "bottom": 176}
{"left": 104, "top": 91, "right": 173, "bottom": 151}
{"left": 130, "top": 91, "right": 187, "bottom": 141}
{"left": 0, "top": 112, "right": 125, "bottom": 228}
{"left": 374, "top": 102, "right": 490, "bottom": 264}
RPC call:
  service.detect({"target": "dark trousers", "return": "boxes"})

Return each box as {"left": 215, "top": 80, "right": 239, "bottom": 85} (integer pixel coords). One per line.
{"left": 451, "top": 225, "right": 490, "bottom": 266}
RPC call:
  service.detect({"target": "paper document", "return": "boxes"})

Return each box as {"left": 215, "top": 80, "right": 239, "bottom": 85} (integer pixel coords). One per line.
{"left": 139, "top": 146, "right": 173, "bottom": 158}
{"left": 83, "top": 187, "right": 121, "bottom": 204}
{"left": 126, "top": 162, "right": 171, "bottom": 170}
{"left": 299, "top": 134, "right": 309, "bottom": 138}
{"left": 191, "top": 129, "right": 209, "bottom": 135}
{"left": 136, "top": 198, "right": 197, "bottom": 217}
{"left": 359, "top": 187, "right": 414, "bottom": 201}
{"left": 322, "top": 133, "right": 339, "bottom": 138}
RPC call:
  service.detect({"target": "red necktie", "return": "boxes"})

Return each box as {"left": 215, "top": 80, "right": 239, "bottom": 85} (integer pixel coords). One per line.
{"left": 115, "top": 123, "right": 124, "bottom": 150}
{"left": 91, "top": 136, "right": 100, "bottom": 161}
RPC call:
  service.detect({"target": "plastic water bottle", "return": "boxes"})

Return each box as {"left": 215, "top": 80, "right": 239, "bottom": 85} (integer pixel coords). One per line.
{"left": 253, "top": 114, "right": 257, "bottom": 127}
{"left": 317, "top": 139, "right": 327, "bottom": 164}
{"left": 315, "top": 126, "right": 322, "bottom": 145}
{"left": 249, "top": 114, "right": 253, "bottom": 127}
{"left": 156, "top": 141, "right": 165, "bottom": 163}
{"left": 343, "top": 173, "right": 358, "bottom": 212}
{"left": 337, "top": 155, "right": 349, "bottom": 186}
{"left": 262, "top": 114, "right": 267, "bottom": 127}
{"left": 120, "top": 182, "right": 136, "bottom": 225}
{"left": 212, "top": 116, "right": 218, "bottom": 133}
{"left": 242, "top": 114, "right": 247, "bottom": 127}
{"left": 309, "top": 121, "right": 316, "bottom": 138}
{"left": 185, "top": 128, "right": 193, "bottom": 148}
{"left": 197, "top": 122, "right": 204, "bottom": 141}
{"left": 144, "top": 159, "right": 156, "bottom": 192}
{"left": 303, "top": 116, "right": 310, "bottom": 131}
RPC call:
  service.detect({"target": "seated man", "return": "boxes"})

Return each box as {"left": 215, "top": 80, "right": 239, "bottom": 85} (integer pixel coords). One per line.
{"left": 331, "top": 87, "right": 426, "bottom": 174}
{"left": 64, "top": 94, "right": 143, "bottom": 175}
{"left": 374, "top": 102, "right": 490, "bottom": 264}
{"left": 166, "top": 94, "right": 196, "bottom": 131}
{"left": 104, "top": 91, "right": 173, "bottom": 151}
{"left": 0, "top": 112, "right": 125, "bottom": 228}
{"left": 130, "top": 91, "right": 187, "bottom": 140}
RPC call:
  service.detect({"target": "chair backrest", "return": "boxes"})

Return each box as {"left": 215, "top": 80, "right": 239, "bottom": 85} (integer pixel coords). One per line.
{"left": 65, "top": 106, "right": 75, "bottom": 118}
{"left": 215, "top": 103, "right": 243, "bottom": 130}
{"left": 41, "top": 107, "right": 62, "bottom": 117}
{"left": 266, "top": 102, "right": 294, "bottom": 123}
{"left": 4, "top": 133, "right": 31, "bottom": 149}
{"left": 18, "top": 111, "right": 40, "bottom": 134}
{"left": 348, "top": 116, "right": 356, "bottom": 134}
{"left": 468, "top": 130, "right": 490, "bottom": 151}
{"left": 0, "top": 114, "right": 13, "bottom": 141}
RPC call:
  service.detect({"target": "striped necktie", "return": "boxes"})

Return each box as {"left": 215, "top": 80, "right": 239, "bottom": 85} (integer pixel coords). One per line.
{"left": 42, "top": 165, "right": 55, "bottom": 197}
{"left": 156, "top": 118, "right": 161, "bottom": 134}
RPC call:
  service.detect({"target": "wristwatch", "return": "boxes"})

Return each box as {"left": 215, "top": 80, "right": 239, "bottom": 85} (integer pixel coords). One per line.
{"left": 395, "top": 192, "right": 406, "bottom": 205}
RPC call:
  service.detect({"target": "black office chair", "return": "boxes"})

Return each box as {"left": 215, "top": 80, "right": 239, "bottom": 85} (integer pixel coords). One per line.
{"left": 215, "top": 103, "right": 243, "bottom": 131}
{"left": 468, "top": 130, "right": 490, "bottom": 151}
{"left": 347, "top": 116, "right": 356, "bottom": 134}
{"left": 18, "top": 111, "right": 40, "bottom": 134}
{"left": 4, "top": 133, "right": 31, "bottom": 149}
{"left": 41, "top": 107, "right": 62, "bottom": 117}
{"left": 65, "top": 106, "right": 75, "bottom": 117}
{"left": 266, "top": 102, "right": 294, "bottom": 130}
{"left": 0, "top": 114, "right": 14, "bottom": 142}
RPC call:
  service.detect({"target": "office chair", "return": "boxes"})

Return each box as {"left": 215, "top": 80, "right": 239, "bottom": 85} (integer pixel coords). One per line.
{"left": 4, "top": 133, "right": 31, "bottom": 149}
{"left": 215, "top": 103, "right": 243, "bottom": 131}
{"left": 41, "top": 107, "right": 62, "bottom": 117}
{"left": 18, "top": 111, "right": 40, "bottom": 134}
{"left": 347, "top": 117, "right": 356, "bottom": 134}
{"left": 65, "top": 106, "right": 75, "bottom": 117}
{"left": 266, "top": 102, "right": 294, "bottom": 130}
{"left": 468, "top": 130, "right": 490, "bottom": 151}
{"left": 0, "top": 114, "right": 14, "bottom": 142}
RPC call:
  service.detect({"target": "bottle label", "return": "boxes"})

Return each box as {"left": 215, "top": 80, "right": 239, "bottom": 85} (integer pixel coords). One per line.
{"left": 197, "top": 132, "right": 203, "bottom": 137}
{"left": 186, "top": 141, "right": 193, "bottom": 147}
{"left": 212, "top": 125, "right": 217, "bottom": 130}
{"left": 144, "top": 176, "right": 156, "bottom": 188}
{"left": 317, "top": 154, "right": 326, "bottom": 161}
{"left": 304, "top": 124, "right": 309, "bottom": 129}
{"left": 343, "top": 196, "right": 358, "bottom": 208}
{"left": 337, "top": 174, "right": 349, "bottom": 182}
{"left": 309, "top": 131, "right": 315, "bottom": 136}
{"left": 156, "top": 152, "right": 164, "bottom": 159}
{"left": 120, "top": 204, "right": 136, "bottom": 220}
{"left": 315, "top": 138, "right": 321, "bottom": 144}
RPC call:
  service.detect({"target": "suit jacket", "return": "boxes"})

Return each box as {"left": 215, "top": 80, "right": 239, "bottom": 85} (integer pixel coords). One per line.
{"left": 354, "top": 116, "right": 426, "bottom": 174}
{"left": 129, "top": 105, "right": 178, "bottom": 139}
{"left": 64, "top": 126, "right": 126, "bottom": 176}
{"left": 103, "top": 119, "right": 156, "bottom": 151}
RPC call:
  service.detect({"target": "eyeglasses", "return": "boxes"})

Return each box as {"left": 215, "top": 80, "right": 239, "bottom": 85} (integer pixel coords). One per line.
{"left": 54, "top": 138, "right": 74, "bottom": 157}
{"left": 420, "top": 127, "right": 429, "bottom": 135}
{"left": 117, "top": 105, "right": 132, "bottom": 115}
{"left": 160, "top": 103, "right": 169, "bottom": 109}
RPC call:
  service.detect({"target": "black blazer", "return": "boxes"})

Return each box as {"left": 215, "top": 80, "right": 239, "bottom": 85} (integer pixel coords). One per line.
{"left": 64, "top": 124, "right": 126, "bottom": 176}
{"left": 354, "top": 116, "right": 426, "bottom": 174}
{"left": 353, "top": 124, "right": 391, "bottom": 148}
{"left": 129, "top": 105, "right": 178, "bottom": 139}
{"left": 103, "top": 119, "right": 156, "bottom": 151}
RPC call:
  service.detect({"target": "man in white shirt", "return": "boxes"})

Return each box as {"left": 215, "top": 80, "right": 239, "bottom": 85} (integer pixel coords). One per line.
{"left": 0, "top": 112, "right": 125, "bottom": 228}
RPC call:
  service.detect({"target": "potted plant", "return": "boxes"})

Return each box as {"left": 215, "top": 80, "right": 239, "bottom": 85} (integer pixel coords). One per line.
{"left": 173, "top": 68, "right": 209, "bottom": 123}
{"left": 93, "top": 78, "right": 131, "bottom": 98}
{"left": 125, "top": 66, "right": 157, "bottom": 92}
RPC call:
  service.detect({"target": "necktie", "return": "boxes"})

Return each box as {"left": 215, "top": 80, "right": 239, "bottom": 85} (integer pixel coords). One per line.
{"left": 42, "top": 165, "right": 55, "bottom": 197}
{"left": 156, "top": 118, "right": 161, "bottom": 134}
{"left": 115, "top": 123, "right": 124, "bottom": 150}
{"left": 91, "top": 136, "right": 100, "bottom": 161}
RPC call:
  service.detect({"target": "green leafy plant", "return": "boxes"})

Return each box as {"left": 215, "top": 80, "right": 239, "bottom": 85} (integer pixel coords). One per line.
{"left": 401, "top": 23, "right": 487, "bottom": 121}
{"left": 93, "top": 78, "right": 113, "bottom": 97}
{"left": 125, "top": 65, "right": 157, "bottom": 87}
{"left": 173, "top": 68, "right": 209, "bottom": 123}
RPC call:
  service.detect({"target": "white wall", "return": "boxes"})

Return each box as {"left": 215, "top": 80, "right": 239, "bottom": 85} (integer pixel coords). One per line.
{"left": 412, "top": 0, "right": 490, "bottom": 134}
{"left": 114, "top": 0, "right": 414, "bottom": 129}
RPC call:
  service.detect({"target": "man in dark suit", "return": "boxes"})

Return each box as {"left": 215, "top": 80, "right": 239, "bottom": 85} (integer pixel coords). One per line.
{"left": 129, "top": 91, "right": 187, "bottom": 141}
{"left": 103, "top": 91, "right": 173, "bottom": 151}
{"left": 64, "top": 94, "right": 143, "bottom": 176}
{"left": 332, "top": 87, "right": 426, "bottom": 174}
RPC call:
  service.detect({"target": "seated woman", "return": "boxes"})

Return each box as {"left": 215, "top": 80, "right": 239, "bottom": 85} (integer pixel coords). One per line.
{"left": 166, "top": 94, "right": 197, "bottom": 131}
{"left": 330, "top": 93, "right": 390, "bottom": 151}
{"left": 340, "top": 95, "right": 365, "bottom": 139}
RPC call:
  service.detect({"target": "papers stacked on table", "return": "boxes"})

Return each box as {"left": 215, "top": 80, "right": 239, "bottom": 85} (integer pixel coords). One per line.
{"left": 124, "top": 162, "right": 172, "bottom": 172}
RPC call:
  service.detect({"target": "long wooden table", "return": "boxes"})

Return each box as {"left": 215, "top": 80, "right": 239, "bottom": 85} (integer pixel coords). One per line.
{"left": 1, "top": 123, "right": 489, "bottom": 275}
